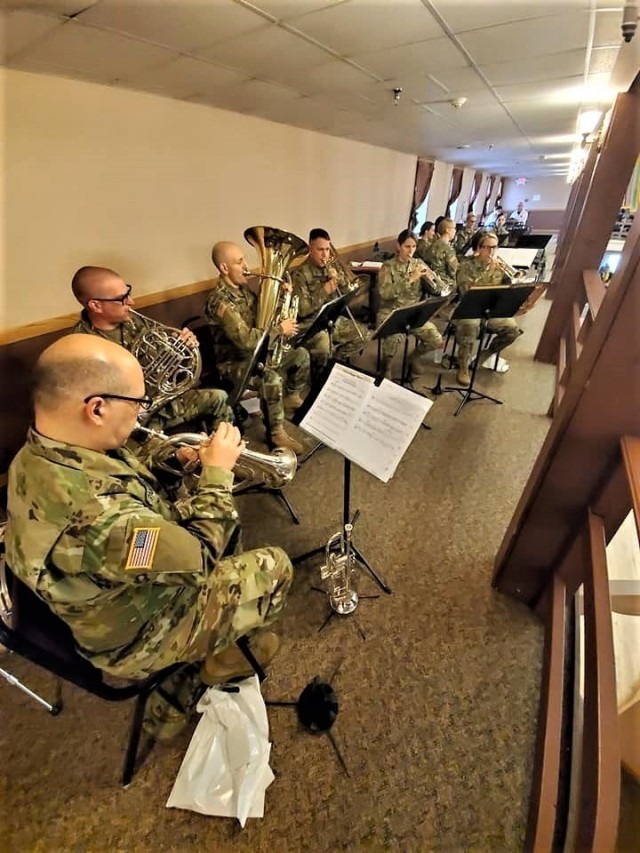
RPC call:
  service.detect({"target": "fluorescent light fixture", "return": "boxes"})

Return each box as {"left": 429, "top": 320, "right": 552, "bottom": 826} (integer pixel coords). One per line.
{"left": 578, "top": 109, "right": 602, "bottom": 136}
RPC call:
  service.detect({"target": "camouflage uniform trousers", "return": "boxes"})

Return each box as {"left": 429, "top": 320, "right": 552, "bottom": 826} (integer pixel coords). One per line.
{"left": 303, "top": 316, "right": 369, "bottom": 367}
{"left": 143, "top": 544, "right": 293, "bottom": 739}
{"left": 147, "top": 388, "right": 234, "bottom": 432}
{"left": 377, "top": 309, "right": 443, "bottom": 369}
{"left": 454, "top": 318, "right": 522, "bottom": 367}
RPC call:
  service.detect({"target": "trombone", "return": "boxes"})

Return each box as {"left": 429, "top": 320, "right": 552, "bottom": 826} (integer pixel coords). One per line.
{"left": 323, "top": 243, "right": 366, "bottom": 343}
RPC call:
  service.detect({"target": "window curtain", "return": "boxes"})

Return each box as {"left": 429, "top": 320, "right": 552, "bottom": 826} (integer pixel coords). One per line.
{"left": 482, "top": 175, "right": 497, "bottom": 218}
{"left": 469, "top": 171, "right": 483, "bottom": 211}
{"left": 409, "top": 158, "right": 435, "bottom": 230}
{"left": 446, "top": 167, "right": 464, "bottom": 216}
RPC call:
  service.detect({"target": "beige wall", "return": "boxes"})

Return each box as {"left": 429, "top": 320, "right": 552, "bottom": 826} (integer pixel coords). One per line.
{"left": 2, "top": 67, "right": 417, "bottom": 330}
{"left": 426, "top": 159, "right": 453, "bottom": 223}
{"left": 501, "top": 175, "right": 571, "bottom": 214}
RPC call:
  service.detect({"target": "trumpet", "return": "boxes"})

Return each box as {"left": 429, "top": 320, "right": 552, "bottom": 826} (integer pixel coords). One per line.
{"left": 133, "top": 423, "right": 297, "bottom": 491}
{"left": 407, "top": 258, "right": 450, "bottom": 297}
{"left": 320, "top": 516, "right": 359, "bottom": 615}
{"left": 494, "top": 256, "right": 527, "bottom": 281}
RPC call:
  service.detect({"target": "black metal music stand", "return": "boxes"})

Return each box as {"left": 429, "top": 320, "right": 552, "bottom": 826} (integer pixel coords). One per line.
{"left": 291, "top": 362, "right": 392, "bottom": 606}
{"left": 229, "top": 330, "right": 301, "bottom": 524}
{"left": 296, "top": 290, "right": 360, "bottom": 359}
{"left": 440, "top": 285, "right": 534, "bottom": 416}
{"left": 371, "top": 297, "right": 448, "bottom": 386}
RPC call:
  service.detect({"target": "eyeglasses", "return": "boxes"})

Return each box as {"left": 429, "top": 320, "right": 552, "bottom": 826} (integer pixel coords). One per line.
{"left": 480, "top": 244, "right": 498, "bottom": 250}
{"left": 88, "top": 284, "right": 132, "bottom": 304}
{"left": 83, "top": 392, "right": 154, "bottom": 410}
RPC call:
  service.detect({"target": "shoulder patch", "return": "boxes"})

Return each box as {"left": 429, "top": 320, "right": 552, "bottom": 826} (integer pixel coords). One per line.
{"left": 125, "top": 527, "right": 160, "bottom": 570}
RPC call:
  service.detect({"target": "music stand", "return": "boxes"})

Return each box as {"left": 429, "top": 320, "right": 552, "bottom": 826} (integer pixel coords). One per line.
{"left": 296, "top": 290, "right": 359, "bottom": 358}
{"left": 371, "top": 296, "right": 448, "bottom": 386}
{"left": 228, "top": 330, "right": 301, "bottom": 524}
{"left": 441, "top": 285, "right": 534, "bottom": 416}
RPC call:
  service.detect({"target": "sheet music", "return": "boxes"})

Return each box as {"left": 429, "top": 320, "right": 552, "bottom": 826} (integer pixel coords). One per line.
{"left": 300, "top": 363, "right": 375, "bottom": 447}
{"left": 300, "top": 366, "right": 432, "bottom": 483}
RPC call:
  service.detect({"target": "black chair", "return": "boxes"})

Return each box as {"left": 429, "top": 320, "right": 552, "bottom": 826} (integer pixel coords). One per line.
{"left": 0, "top": 556, "right": 264, "bottom": 787}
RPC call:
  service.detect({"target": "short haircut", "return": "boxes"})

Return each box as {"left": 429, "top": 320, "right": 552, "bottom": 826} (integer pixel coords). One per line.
{"left": 419, "top": 221, "right": 434, "bottom": 237}
{"left": 434, "top": 215, "right": 446, "bottom": 232}
{"left": 473, "top": 229, "right": 498, "bottom": 250}
{"left": 71, "top": 266, "right": 119, "bottom": 305}
{"left": 31, "top": 350, "right": 128, "bottom": 411}
{"left": 437, "top": 219, "right": 454, "bottom": 236}
{"left": 211, "top": 241, "right": 237, "bottom": 272}
{"left": 309, "top": 228, "right": 330, "bottom": 243}
{"left": 397, "top": 228, "right": 416, "bottom": 245}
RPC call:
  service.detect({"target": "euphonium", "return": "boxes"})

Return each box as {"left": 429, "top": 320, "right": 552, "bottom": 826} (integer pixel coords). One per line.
{"left": 320, "top": 519, "right": 359, "bottom": 615}
{"left": 133, "top": 423, "right": 297, "bottom": 491}
{"left": 129, "top": 309, "right": 202, "bottom": 422}
{"left": 244, "top": 226, "right": 308, "bottom": 368}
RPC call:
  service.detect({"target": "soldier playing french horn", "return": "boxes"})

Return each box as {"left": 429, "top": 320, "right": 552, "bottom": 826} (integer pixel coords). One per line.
{"left": 205, "top": 241, "right": 309, "bottom": 455}
{"left": 71, "top": 266, "right": 234, "bottom": 434}
{"left": 290, "top": 228, "right": 370, "bottom": 372}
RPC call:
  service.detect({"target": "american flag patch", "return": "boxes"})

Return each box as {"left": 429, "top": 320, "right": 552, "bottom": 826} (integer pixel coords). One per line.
{"left": 125, "top": 527, "right": 160, "bottom": 570}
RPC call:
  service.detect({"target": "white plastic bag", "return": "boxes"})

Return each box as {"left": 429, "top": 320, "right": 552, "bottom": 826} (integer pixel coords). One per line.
{"left": 166, "top": 675, "right": 274, "bottom": 826}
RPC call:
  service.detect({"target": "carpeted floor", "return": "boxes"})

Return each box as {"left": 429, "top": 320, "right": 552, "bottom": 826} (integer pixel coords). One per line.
{"left": 0, "top": 300, "right": 557, "bottom": 852}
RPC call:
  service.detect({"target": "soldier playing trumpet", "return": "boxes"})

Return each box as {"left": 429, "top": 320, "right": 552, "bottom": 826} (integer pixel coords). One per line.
{"left": 454, "top": 230, "right": 523, "bottom": 386}
{"left": 290, "top": 228, "right": 370, "bottom": 372}
{"left": 377, "top": 229, "right": 443, "bottom": 380}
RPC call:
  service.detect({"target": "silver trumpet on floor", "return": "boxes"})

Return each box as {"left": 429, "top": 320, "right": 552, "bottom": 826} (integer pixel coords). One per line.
{"left": 320, "top": 519, "right": 359, "bottom": 615}
{"left": 134, "top": 423, "right": 297, "bottom": 491}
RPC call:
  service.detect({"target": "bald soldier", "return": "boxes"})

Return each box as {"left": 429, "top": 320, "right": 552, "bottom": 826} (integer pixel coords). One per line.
{"left": 71, "top": 266, "right": 233, "bottom": 432}
{"left": 205, "top": 241, "right": 310, "bottom": 455}
{"left": 5, "top": 335, "right": 293, "bottom": 693}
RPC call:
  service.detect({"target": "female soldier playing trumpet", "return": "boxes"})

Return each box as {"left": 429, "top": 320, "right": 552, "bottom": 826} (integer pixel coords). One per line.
{"left": 377, "top": 229, "right": 443, "bottom": 380}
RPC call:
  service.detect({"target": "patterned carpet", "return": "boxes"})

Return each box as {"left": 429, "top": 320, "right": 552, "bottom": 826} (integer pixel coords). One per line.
{"left": 0, "top": 302, "right": 556, "bottom": 852}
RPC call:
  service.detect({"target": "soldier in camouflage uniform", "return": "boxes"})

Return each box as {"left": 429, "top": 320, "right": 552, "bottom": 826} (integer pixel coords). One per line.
{"left": 70, "top": 266, "right": 233, "bottom": 433}
{"left": 290, "top": 228, "right": 369, "bottom": 371}
{"left": 454, "top": 230, "right": 523, "bottom": 386}
{"left": 424, "top": 218, "right": 459, "bottom": 293}
{"left": 414, "top": 221, "right": 435, "bottom": 263}
{"left": 5, "top": 336, "right": 293, "bottom": 704}
{"left": 377, "top": 230, "right": 443, "bottom": 379}
{"left": 205, "top": 242, "right": 309, "bottom": 455}
{"left": 495, "top": 214, "right": 510, "bottom": 246}
{"left": 452, "top": 212, "right": 478, "bottom": 259}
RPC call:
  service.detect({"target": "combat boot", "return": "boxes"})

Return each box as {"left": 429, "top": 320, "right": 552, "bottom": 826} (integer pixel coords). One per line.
{"left": 270, "top": 425, "right": 304, "bottom": 455}
{"left": 201, "top": 632, "right": 280, "bottom": 685}
{"left": 283, "top": 391, "right": 304, "bottom": 415}
{"left": 409, "top": 351, "right": 429, "bottom": 377}
{"left": 456, "top": 366, "right": 471, "bottom": 386}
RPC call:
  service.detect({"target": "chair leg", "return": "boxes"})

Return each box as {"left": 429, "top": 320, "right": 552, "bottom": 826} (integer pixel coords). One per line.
{"left": 122, "top": 691, "right": 149, "bottom": 787}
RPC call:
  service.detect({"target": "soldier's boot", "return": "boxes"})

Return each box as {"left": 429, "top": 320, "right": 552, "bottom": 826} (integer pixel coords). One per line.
{"left": 270, "top": 425, "right": 305, "bottom": 455}
{"left": 201, "top": 631, "right": 280, "bottom": 685}
{"left": 456, "top": 345, "right": 472, "bottom": 386}
{"left": 283, "top": 391, "right": 305, "bottom": 415}
{"left": 380, "top": 358, "right": 393, "bottom": 380}
{"left": 409, "top": 347, "right": 430, "bottom": 377}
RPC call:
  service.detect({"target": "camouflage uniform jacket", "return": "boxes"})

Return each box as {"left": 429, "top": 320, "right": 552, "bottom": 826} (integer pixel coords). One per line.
{"left": 414, "top": 237, "right": 433, "bottom": 263}
{"left": 378, "top": 256, "right": 423, "bottom": 312}
{"left": 453, "top": 226, "right": 476, "bottom": 257}
{"left": 6, "top": 429, "right": 238, "bottom": 675}
{"left": 72, "top": 309, "right": 152, "bottom": 349}
{"left": 424, "top": 239, "right": 459, "bottom": 290}
{"left": 204, "top": 278, "right": 264, "bottom": 371}
{"left": 457, "top": 256, "right": 511, "bottom": 297}
{"left": 291, "top": 259, "right": 347, "bottom": 333}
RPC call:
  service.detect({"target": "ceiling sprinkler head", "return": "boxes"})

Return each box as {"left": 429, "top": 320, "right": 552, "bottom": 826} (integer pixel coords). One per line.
{"left": 450, "top": 97, "right": 467, "bottom": 109}
{"left": 392, "top": 87, "right": 403, "bottom": 105}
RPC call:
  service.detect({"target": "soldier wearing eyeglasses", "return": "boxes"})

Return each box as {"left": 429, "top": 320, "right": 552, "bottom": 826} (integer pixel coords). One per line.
{"left": 70, "top": 266, "right": 233, "bottom": 433}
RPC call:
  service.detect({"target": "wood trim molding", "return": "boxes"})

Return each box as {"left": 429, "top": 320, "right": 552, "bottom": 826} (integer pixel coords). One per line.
{"left": 0, "top": 236, "right": 396, "bottom": 346}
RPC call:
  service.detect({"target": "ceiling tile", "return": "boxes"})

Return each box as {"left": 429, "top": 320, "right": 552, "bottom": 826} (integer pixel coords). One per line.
{"left": 495, "top": 75, "right": 585, "bottom": 103}
{"left": 459, "top": 11, "right": 592, "bottom": 64}
{"left": 193, "top": 77, "right": 300, "bottom": 114}
{"left": 351, "top": 36, "right": 468, "bottom": 80}
{"left": 1, "top": 1, "right": 100, "bottom": 13}
{"left": 194, "top": 24, "right": 331, "bottom": 83}
{"left": 17, "top": 20, "right": 176, "bottom": 80}
{"left": 297, "top": 58, "right": 380, "bottom": 93}
{"left": 593, "top": 9, "right": 625, "bottom": 46}
{"left": 1, "top": 9, "right": 62, "bottom": 61}
{"left": 589, "top": 46, "right": 620, "bottom": 75}
{"left": 243, "top": 0, "right": 349, "bottom": 21}
{"left": 121, "top": 56, "right": 249, "bottom": 99}
{"left": 292, "top": 0, "right": 443, "bottom": 57}
{"left": 480, "top": 50, "right": 586, "bottom": 86}
{"left": 433, "top": 0, "right": 589, "bottom": 33}
{"left": 77, "top": 0, "right": 271, "bottom": 52}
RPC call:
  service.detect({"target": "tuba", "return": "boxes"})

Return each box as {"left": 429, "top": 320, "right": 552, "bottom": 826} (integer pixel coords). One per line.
{"left": 320, "top": 516, "right": 359, "bottom": 615}
{"left": 133, "top": 423, "right": 297, "bottom": 491}
{"left": 244, "top": 226, "right": 308, "bottom": 368}
{"left": 129, "top": 309, "right": 202, "bottom": 422}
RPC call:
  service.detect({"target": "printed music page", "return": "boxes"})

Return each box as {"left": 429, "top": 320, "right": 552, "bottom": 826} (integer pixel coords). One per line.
{"left": 300, "top": 366, "right": 432, "bottom": 482}
{"left": 346, "top": 379, "right": 432, "bottom": 483}
{"left": 300, "top": 363, "right": 375, "bottom": 448}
